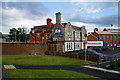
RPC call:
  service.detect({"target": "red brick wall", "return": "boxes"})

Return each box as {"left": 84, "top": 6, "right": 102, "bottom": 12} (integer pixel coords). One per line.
{"left": 87, "top": 34, "right": 98, "bottom": 41}
{"left": 87, "top": 31, "right": 120, "bottom": 46}
{"left": 2, "top": 43, "right": 48, "bottom": 55}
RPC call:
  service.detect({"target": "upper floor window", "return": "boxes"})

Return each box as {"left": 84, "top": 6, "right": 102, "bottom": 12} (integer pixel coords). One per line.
{"left": 114, "top": 36, "right": 116, "bottom": 39}
{"left": 111, "top": 36, "right": 113, "bottom": 39}
{"left": 103, "top": 36, "right": 105, "bottom": 39}
{"left": 47, "top": 34, "right": 49, "bottom": 40}
{"left": 99, "top": 35, "right": 102, "bottom": 39}
{"left": 75, "top": 32, "right": 80, "bottom": 38}
{"left": 68, "top": 31, "right": 72, "bottom": 37}
{"left": 32, "top": 30, "right": 34, "bottom": 33}
{"left": 37, "top": 33, "right": 39, "bottom": 37}
{"left": 43, "top": 29, "right": 46, "bottom": 33}
{"left": 118, "top": 36, "right": 120, "bottom": 39}
{"left": 107, "top": 36, "right": 109, "bottom": 39}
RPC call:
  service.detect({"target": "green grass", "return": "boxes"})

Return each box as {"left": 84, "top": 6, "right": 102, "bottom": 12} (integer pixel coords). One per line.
{"left": 2, "top": 55, "right": 95, "bottom": 66}
{"left": 5, "top": 69, "right": 102, "bottom": 79}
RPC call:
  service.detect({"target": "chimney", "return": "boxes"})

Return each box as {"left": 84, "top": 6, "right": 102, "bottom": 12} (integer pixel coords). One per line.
{"left": 103, "top": 28, "right": 108, "bottom": 31}
{"left": 46, "top": 18, "right": 52, "bottom": 29}
{"left": 56, "top": 12, "right": 61, "bottom": 24}
{"left": 94, "top": 28, "right": 98, "bottom": 32}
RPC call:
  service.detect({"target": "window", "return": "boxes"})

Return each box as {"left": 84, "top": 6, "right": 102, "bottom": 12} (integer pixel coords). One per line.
{"left": 68, "top": 32, "right": 72, "bottom": 37}
{"left": 111, "top": 42, "right": 113, "bottom": 46}
{"left": 43, "top": 29, "right": 46, "bottom": 33}
{"left": 114, "top": 42, "right": 116, "bottom": 46}
{"left": 32, "top": 30, "right": 34, "bottom": 33}
{"left": 47, "top": 34, "right": 49, "bottom": 40}
{"left": 75, "top": 32, "right": 80, "bottom": 38}
{"left": 103, "top": 36, "right": 105, "bottom": 39}
{"left": 107, "top": 36, "right": 109, "bottom": 39}
{"left": 42, "top": 37, "right": 44, "bottom": 42}
{"left": 37, "top": 40, "right": 39, "bottom": 42}
{"left": 37, "top": 33, "right": 39, "bottom": 37}
{"left": 107, "top": 42, "right": 109, "bottom": 46}
{"left": 118, "top": 36, "right": 120, "bottom": 39}
{"left": 67, "top": 43, "right": 72, "bottom": 50}
{"left": 99, "top": 36, "right": 102, "bottom": 39}
{"left": 119, "top": 42, "right": 120, "bottom": 46}
{"left": 114, "top": 36, "right": 116, "bottom": 39}
{"left": 67, "top": 32, "right": 69, "bottom": 37}
{"left": 111, "top": 36, "right": 113, "bottom": 39}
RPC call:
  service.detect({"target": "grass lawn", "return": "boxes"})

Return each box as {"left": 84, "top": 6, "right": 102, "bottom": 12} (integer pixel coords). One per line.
{"left": 5, "top": 69, "right": 102, "bottom": 79}
{"left": 2, "top": 55, "right": 95, "bottom": 66}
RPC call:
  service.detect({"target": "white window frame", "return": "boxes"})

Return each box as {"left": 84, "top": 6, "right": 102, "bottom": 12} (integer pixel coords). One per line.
{"left": 47, "top": 34, "right": 49, "bottom": 40}
{"left": 37, "top": 33, "right": 39, "bottom": 37}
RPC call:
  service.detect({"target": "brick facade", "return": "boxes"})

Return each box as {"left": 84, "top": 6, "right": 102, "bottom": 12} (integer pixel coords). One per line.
{"left": 30, "top": 18, "right": 52, "bottom": 44}
{"left": 2, "top": 43, "right": 48, "bottom": 55}
{"left": 87, "top": 28, "right": 120, "bottom": 47}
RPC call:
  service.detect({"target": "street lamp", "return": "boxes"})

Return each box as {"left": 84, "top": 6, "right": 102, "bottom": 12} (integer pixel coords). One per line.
{"left": 84, "top": 33, "right": 87, "bottom": 64}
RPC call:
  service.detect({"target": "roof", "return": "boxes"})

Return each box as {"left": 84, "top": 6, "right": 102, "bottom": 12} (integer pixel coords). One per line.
{"left": 33, "top": 22, "right": 82, "bottom": 33}
{"left": 96, "top": 31, "right": 120, "bottom": 34}
{"left": 72, "top": 25, "right": 82, "bottom": 31}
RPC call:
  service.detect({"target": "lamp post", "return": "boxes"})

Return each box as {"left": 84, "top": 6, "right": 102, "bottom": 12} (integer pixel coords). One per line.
{"left": 84, "top": 33, "right": 87, "bottom": 64}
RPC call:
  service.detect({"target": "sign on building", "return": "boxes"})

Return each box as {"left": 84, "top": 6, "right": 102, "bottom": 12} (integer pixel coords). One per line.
{"left": 87, "top": 41, "right": 103, "bottom": 46}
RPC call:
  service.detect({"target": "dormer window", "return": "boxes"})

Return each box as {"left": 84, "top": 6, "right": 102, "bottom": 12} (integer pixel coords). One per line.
{"left": 32, "top": 30, "right": 34, "bottom": 33}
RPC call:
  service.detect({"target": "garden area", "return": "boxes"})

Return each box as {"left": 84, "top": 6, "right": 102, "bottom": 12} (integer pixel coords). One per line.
{"left": 2, "top": 55, "right": 95, "bottom": 66}
{"left": 2, "top": 55, "right": 103, "bottom": 79}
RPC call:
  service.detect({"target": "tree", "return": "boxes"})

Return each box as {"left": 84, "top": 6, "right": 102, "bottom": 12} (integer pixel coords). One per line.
{"left": 0, "top": 32, "right": 2, "bottom": 38}
{"left": 9, "top": 27, "right": 29, "bottom": 42}
{"left": 9, "top": 28, "right": 18, "bottom": 42}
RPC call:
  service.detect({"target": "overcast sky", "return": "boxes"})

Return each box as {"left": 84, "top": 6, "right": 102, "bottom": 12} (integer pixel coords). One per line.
{"left": 1, "top": 1, "right": 119, "bottom": 34}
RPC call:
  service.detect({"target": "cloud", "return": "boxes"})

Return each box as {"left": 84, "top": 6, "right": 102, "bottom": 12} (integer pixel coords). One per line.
{"left": 1, "top": 2, "right": 50, "bottom": 34}
{"left": 66, "top": 13, "right": 118, "bottom": 26}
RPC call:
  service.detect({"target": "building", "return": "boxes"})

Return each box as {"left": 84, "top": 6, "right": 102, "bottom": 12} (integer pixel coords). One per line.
{"left": 30, "top": 18, "right": 53, "bottom": 44}
{"left": 51, "top": 12, "right": 87, "bottom": 52}
{"left": 87, "top": 28, "right": 120, "bottom": 47}
{"left": 30, "top": 12, "right": 87, "bottom": 52}
{"left": 0, "top": 34, "right": 11, "bottom": 42}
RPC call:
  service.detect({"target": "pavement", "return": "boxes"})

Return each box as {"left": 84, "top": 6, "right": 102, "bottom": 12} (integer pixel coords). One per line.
{"left": 2, "top": 65, "right": 120, "bottom": 80}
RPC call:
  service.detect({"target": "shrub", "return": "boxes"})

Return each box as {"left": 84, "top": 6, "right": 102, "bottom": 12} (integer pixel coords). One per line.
{"left": 45, "top": 51, "right": 49, "bottom": 55}
{"left": 29, "top": 53, "right": 32, "bottom": 55}
{"left": 116, "top": 59, "right": 120, "bottom": 67}
{"left": 109, "top": 60, "right": 117, "bottom": 70}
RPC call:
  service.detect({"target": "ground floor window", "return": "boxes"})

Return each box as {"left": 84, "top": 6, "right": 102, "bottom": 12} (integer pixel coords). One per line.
{"left": 42, "top": 37, "right": 44, "bottom": 42}
{"left": 114, "top": 42, "right": 116, "bottom": 46}
{"left": 111, "top": 42, "right": 113, "bottom": 46}
{"left": 67, "top": 42, "right": 72, "bottom": 50}
{"left": 119, "top": 42, "right": 120, "bottom": 46}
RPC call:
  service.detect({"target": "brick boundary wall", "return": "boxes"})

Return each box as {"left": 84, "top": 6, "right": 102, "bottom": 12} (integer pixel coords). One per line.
{"left": 2, "top": 43, "right": 48, "bottom": 55}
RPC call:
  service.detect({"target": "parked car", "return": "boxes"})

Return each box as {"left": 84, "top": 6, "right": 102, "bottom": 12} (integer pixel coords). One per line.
{"left": 79, "top": 49, "right": 106, "bottom": 57}
{"left": 92, "top": 47, "right": 102, "bottom": 53}
{"left": 101, "top": 46, "right": 112, "bottom": 51}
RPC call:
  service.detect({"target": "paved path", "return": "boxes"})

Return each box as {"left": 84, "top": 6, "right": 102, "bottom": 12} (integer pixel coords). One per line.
{"left": 14, "top": 65, "right": 120, "bottom": 79}
{"left": 2, "top": 66, "right": 11, "bottom": 80}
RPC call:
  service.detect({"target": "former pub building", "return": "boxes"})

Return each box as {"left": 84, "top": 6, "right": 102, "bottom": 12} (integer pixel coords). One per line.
{"left": 30, "top": 12, "right": 87, "bottom": 52}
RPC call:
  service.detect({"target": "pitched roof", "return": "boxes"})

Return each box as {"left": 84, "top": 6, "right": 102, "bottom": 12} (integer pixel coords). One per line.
{"left": 72, "top": 25, "right": 82, "bottom": 31}
{"left": 33, "top": 22, "right": 82, "bottom": 33}
{"left": 96, "top": 31, "right": 120, "bottom": 34}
